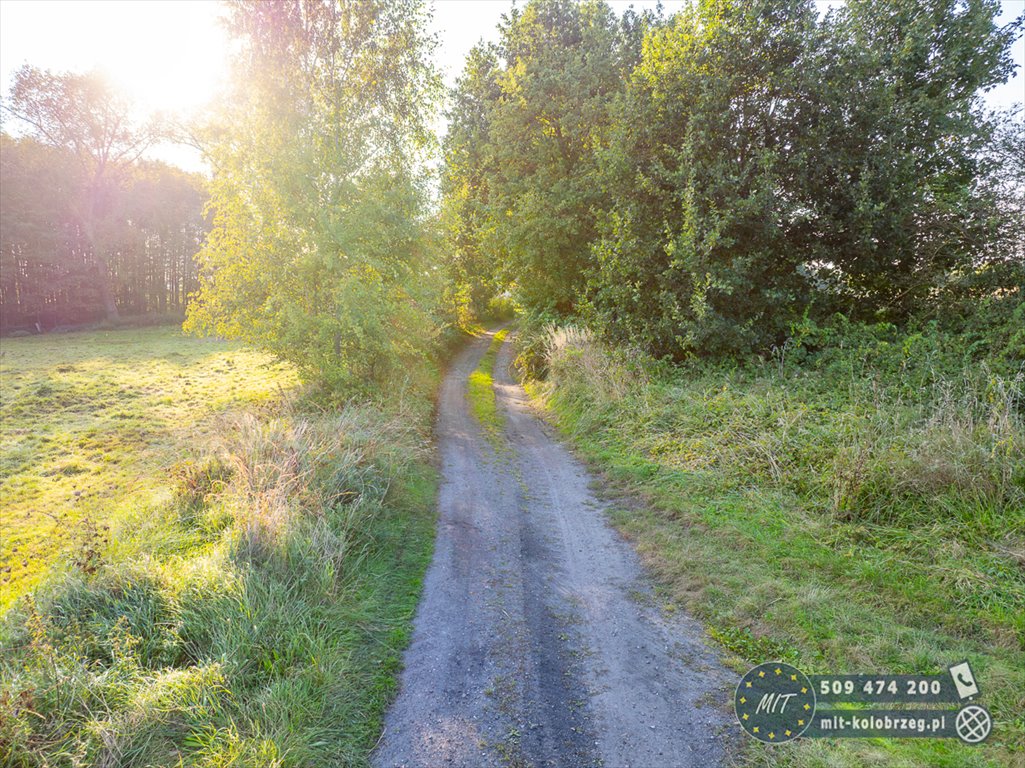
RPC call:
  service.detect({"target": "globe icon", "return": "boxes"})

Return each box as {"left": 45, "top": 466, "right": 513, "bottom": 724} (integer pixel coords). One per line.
{"left": 955, "top": 705, "right": 991, "bottom": 744}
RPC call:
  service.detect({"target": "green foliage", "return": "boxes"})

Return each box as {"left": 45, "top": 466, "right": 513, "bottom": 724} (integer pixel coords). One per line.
{"left": 801, "top": 0, "right": 1022, "bottom": 318}
{"left": 532, "top": 324, "right": 1025, "bottom": 766}
{"left": 443, "top": 0, "right": 658, "bottom": 317}
{"left": 185, "top": 0, "right": 444, "bottom": 394}
{"left": 588, "top": 0, "right": 822, "bottom": 358}
{"left": 586, "top": 0, "right": 1023, "bottom": 360}
{"left": 442, "top": 0, "right": 1022, "bottom": 361}
{"left": 441, "top": 43, "right": 505, "bottom": 324}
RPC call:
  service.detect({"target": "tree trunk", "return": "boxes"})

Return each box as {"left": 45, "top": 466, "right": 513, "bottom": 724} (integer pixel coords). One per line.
{"left": 80, "top": 185, "right": 119, "bottom": 322}
{"left": 93, "top": 253, "right": 120, "bottom": 322}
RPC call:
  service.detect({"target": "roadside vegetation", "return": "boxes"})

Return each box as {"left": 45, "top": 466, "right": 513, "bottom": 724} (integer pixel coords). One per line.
{"left": 525, "top": 320, "right": 1024, "bottom": 767}
{"left": 0, "top": 327, "right": 438, "bottom": 766}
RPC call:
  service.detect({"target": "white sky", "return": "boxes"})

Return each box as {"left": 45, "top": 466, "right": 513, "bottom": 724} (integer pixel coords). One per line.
{"left": 1, "top": 0, "right": 1022, "bottom": 173}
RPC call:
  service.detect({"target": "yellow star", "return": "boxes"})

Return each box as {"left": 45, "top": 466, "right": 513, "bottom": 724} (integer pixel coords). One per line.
{"left": 746, "top": 682, "right": 752, "bottom": 688}
{"left": 740, "top": 697, "right": 746, "bottom": 704}
{"left": 775, "top": 668, "right": 782, "bottom": 675}
{"left": 742, "top": 713, "right": 749, "bottom": 720}
{"left": 752, "top": 727, "right": 759, "bottom": 734}
{"left": 801, "top": 687, "right": 807, "bottom": 694}
{"left": 804, "top": 703, "right": 811, "bottom": 710}
{"left": 798, "top": 719, "right": 805, "bottom": 726}
{"left": 769, "top": 732, "right": 775, "bottom": 740}
{"left": 790, "top": 674, "right": 797, "bottom": 681}
{"left": 785, "top": 730, "right": 792, "bottom": 737}
{"left": 758, "top": 671, "right": 765, "bottom": 678}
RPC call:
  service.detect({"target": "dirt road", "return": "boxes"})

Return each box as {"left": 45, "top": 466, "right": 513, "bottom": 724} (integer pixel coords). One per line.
{"left": 374, "top": 330, "right": 734, "bottom": 768}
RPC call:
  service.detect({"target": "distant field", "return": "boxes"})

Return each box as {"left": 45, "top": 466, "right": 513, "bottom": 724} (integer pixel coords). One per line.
{"left": 0, "top": 327, "right": 299, "bottom": 609}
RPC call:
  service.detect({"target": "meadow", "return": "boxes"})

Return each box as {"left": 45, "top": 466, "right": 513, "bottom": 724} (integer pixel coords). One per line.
{"left": 527, "top": 323, "right": 1025, "bottom": 768}
{"left": 0, "top": 327, "right": 437, "bottom": 766}
{"left": 1, "top": 327, "right": 299, "bottom": 607}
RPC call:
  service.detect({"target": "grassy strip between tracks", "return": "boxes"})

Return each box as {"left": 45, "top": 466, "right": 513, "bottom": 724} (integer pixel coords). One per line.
{"left": 468, "top": 328, "right": 510, "bottom": 449}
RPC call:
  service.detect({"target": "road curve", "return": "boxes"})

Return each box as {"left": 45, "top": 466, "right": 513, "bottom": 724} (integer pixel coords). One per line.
{"left": 374, "top": 330, "right": 734, "bottom": 768}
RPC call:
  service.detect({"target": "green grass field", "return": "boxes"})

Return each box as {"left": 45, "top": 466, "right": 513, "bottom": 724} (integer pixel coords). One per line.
{"left": 1, "top": 327, "right": 299, "bottom": 608}
{"left": 0, "top": 327, "right": 437, "bottom": 766}
{"left": 528, "top": 326, "right": 1024, "bottom": 768}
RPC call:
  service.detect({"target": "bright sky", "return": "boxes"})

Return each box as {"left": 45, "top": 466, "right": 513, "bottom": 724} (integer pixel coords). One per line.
{"left": 1, "top": 0, "right": 1022, "bottom": 173}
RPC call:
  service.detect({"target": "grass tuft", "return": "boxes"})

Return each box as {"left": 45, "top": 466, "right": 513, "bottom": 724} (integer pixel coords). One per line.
{"left": 468, "top": 328, "right": 510, "bottom": 448}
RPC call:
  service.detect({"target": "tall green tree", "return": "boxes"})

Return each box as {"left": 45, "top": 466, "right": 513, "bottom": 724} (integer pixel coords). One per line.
{"left": 444, "top": 0, "right": 656, "bottom": 317}
{"left": 185, "top": 0, "right": 442, "bottom": 391}
{"left": 586, "top": 0, "right": 1022, "bottom": 359}
{"left": 588, "top": 0, "right": 823, "bottom": 357}
{"left": 804, "top": 0, "right": 1022, "bottom": 318}
{"left": 441, "top": 43, "right": 503, "bottom": 324}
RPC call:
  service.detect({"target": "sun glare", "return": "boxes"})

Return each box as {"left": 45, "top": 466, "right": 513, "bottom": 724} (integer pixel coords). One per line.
{"left": 0, "top": 0, "right": 229, "bottom": 119}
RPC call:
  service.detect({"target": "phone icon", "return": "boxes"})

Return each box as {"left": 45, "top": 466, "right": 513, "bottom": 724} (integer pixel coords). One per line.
{"left": 948, "top": 661, "right": 979, "bottom": 700}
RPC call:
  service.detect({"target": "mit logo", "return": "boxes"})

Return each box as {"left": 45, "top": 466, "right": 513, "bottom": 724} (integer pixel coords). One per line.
{"left": 755, "top": 692, "right": 799, "bottom": 714}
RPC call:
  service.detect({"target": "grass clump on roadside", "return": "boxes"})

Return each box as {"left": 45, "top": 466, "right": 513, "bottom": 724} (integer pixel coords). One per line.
{"left": 468, "top": 328, "right": 510, "bottom": 448}
{"left": 0, "top": 329, "right": 437, "bottom": 767}
{"left": 525, "top": 320, "right": 1024, "bottom": 768}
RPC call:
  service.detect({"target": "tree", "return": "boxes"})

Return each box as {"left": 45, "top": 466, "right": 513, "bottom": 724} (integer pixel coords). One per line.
{"left": 443, "top": 0, "right": 657, "bottom": 318}
{"left": 587, "top": 0, "right": 823, "bottom": 358}
{"left": 780, "top": 0, "right": 1022, "bottom": 322}
{"left": 2, "top": 67, "right": 159, "bottom": 321}
{"left": 0, "top": 133, "right": 207, "bottom": 332}
{"left": 441, "top": 43, "right": 504, "bottom": 323}
{"left": 185, "top": 0, "right": 443, "bottom": 391}
{"left": 586, "top": 0, "right": 1022, "bottom": 359}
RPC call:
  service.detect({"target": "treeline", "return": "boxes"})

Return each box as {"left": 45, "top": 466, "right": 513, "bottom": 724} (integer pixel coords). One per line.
{"left": 1, "top": 135, "right": 206, "bottom": 332}
{"left": 1, "top": 70, "right": 208, "bottom": 335}
{"left": 445, "top": 0, "right": 1025, "bottom": 360}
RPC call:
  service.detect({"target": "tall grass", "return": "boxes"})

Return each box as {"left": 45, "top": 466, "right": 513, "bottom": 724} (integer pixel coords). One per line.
{"left": 0, "top": 402, "right": 435, "bottom": 767}
{"left": 530, "top": 323, "right": 1025, "bottom": 767}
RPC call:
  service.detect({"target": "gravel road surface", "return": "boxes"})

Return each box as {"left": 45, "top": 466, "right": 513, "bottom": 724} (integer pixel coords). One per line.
{"left": 374, "top": 330, "right": 735, "bottom": 768}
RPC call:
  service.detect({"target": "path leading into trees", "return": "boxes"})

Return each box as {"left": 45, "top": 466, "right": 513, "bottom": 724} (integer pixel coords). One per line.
{"left": 374, "top": 330, "right": 734, "bottom": 768}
